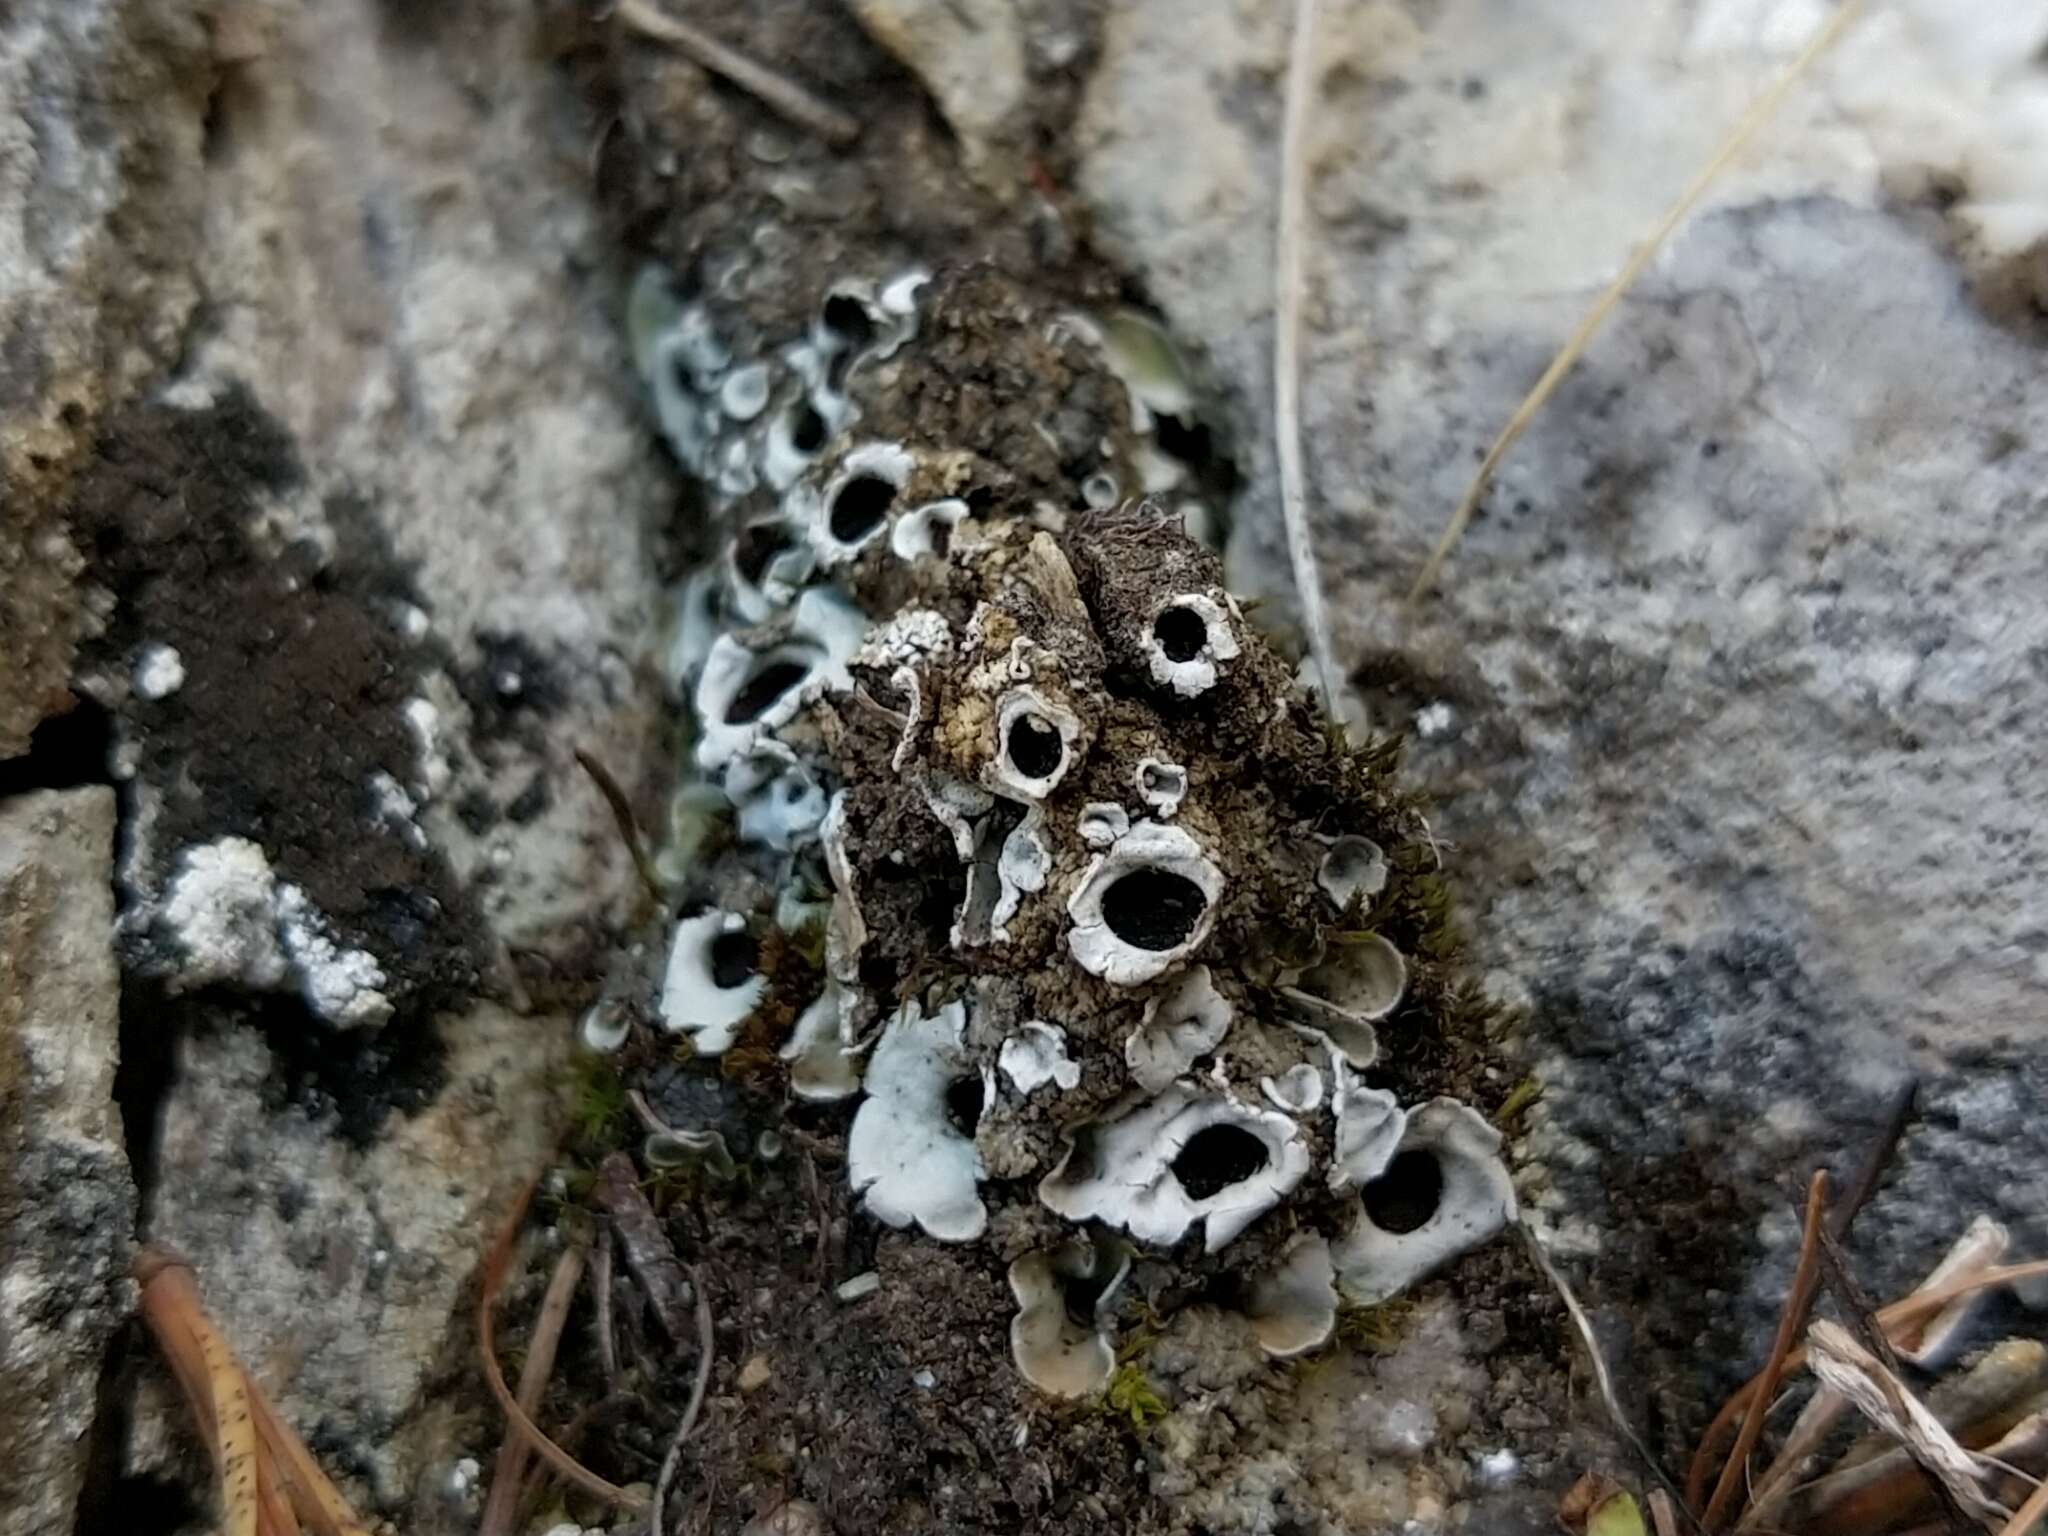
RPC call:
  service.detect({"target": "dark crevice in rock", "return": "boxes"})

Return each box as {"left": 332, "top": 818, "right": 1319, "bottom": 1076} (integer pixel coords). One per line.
{"left": 112, "top": 976, "right": 178, "bottom": 1225}
{"left": 250, "top": 995, "right": 452, "bottom": 1151}
{"left": 70, "top": 1323, "right": 203, "bottom": 1536}
{"left": 455, "top": 630, "right": 568, "bottom": 754}
{"left": 0, "top": 697, "right": 114, "bottom": 797}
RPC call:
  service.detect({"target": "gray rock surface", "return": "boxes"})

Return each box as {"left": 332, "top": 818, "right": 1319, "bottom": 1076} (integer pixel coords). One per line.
{"left": 0, "top": 2, "right": 208, "bottom": 757}
{"left": 141, "top": 999, "right": 568, "bottom": 1510}
{"left": 99, "top": 0, "right": 671, "bottom": 1510}
{"left": 7, "top": 0, "right": 671, "bottom": 1516}
{"left": 0, "top": 788, "right": 134, "bottom": 1536}
{"left": 1074, "top": 0, "right": 2048, "bottom": 1447}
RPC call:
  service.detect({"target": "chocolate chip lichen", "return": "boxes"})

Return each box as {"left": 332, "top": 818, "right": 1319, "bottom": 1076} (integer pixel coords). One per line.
{"left": 611, "top": 259, "right": 1516, "bottom": 1387}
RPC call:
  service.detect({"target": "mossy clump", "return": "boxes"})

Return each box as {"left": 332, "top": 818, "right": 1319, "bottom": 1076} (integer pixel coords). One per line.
{"left": 1105, "top": 1363, "right": 1171, "bottom": 1429}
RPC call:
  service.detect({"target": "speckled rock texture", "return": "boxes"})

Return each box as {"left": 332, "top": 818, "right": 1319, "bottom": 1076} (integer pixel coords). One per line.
{"left": 5, "top": 0, "right": 672, "bottom": 1518}
{"left": 1073, "top": 0, "right": 2048, "bottom": 1464}
{"left": 0, "top": 789, "right": 133, "bottom": 1536}
{"left": 96, "top": 0, "right": 679, "bottom": 1508}
{"left": 0, "top": 2, "right": 208, "bottom": 759}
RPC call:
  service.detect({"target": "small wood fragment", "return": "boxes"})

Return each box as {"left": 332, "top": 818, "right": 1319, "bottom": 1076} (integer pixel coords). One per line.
{"left": 479, "top": 1238, "right": 589, "bottom": 1536}
{"left": 477, "top": 1172, "right": 647, "bottom": 1512}
{"left": 651, "top": 1267, "right": 717, "bottom": 1536}
{"left": 593, "top": 1149, "right": 699, "bottom": 1344}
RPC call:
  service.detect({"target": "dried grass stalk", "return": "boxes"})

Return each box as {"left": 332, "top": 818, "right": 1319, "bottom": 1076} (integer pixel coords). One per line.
{"left": 1407, "top": 0, "right": 1870, "bottom": 603}
{"left": 1806, "top": 1318, "right": 2002, "bottom": 1526}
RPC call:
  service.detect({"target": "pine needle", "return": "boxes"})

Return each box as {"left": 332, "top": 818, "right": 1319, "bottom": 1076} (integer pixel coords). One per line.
{"left": 135, "top": 1245, "right": 370, "bottom": 1536}
{"left": 2001, "top": 1479, "right": 2048, "bottom": 1536}
{"left": 1703, "top": 1171, "right": 1830, "bottom": 1531}
{"left": 1276, "top": 0, "right": 1339, "bottom": 714}
{"left": 477, "top": 1171, "right": 648, "bottom": 1513}
{"left": 651, "top": 1267, "right": 716, "bottom": 1536}
{"left": 1405, "top": 0, "right": 1870, "bottom": 604}
{"left": 614, "top": 0, "right": 859, "bottom": 147}
{"left": 1518, "top": 1223, "right": 1708, "bottom": 1532}
{"left": 479, "top": 1239, "right": 589, "bottom": 1536}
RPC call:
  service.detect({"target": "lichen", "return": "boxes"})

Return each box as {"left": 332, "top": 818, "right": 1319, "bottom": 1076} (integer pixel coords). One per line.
{"left": 612, "top": 260, "right": 1517, "bottom": 1405}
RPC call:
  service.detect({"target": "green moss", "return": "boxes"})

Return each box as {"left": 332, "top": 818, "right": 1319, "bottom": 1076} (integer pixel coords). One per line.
{"left": 642, "top": 1162, "right": 703, "bottom": 1213}
{"left": 1347, "top": 730, "right": 1405, "bottom": 785}
{"left": 562, "top": 1054, "right": 628, "bottom": 1155}
{"left": 786, "top": 909, "right": 828, "bottom": 970}
{"left": 1443, "top": 975, "right": 1515, "bottom": 1041}
{"left": 1334, "top": 1297, "right": 1415, "bottom": 1355}
{"left": 1105, "top": 1364, "right": 1169, "bottom": 1429}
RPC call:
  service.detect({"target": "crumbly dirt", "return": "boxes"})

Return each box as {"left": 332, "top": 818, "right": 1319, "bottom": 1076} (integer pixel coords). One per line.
{"left": 554, "top": 471, "right": 1538, "bottom": 1527}
{"left": 66, "top": 383, "right": 487, "bottom": 1027}
{"left": 511, "top": 1038, "right": 1159, "bottom": 1536}
{"left": 509, "top": 1062, "right": 1578, "bottom": 1536}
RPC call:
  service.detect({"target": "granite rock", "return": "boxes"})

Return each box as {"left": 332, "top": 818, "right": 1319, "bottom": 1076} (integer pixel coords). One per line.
{"left": 0, "top": 788, "right": 134, "bottom": 1536}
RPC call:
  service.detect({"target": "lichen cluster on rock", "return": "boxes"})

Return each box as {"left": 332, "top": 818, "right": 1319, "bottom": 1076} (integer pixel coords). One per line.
{"left": 604, "top": 256, "right": 1518, "bottom": 1399}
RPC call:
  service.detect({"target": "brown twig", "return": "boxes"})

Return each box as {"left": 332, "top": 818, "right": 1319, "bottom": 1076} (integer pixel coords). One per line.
{"left": 479, "top": 1237, "right": 589, "bottom": 1536}
{"left": 1806, "top": 1320, "right": 1999, "bottom": 1531}
{"left": 574, "top": 746, "right": 665, "bottom": 904}
{"left": 593, "top": 1223, "right": 622, "bottom": 1394}
{"left": 1999, "top": 1473, "right": 2048, "bottom": 1535}
{"left": 1814, "top": 1225, "right": 1915, "bottom": 1402}
{"left": 612, "top": 0, "right": 859, "bottom": 146}
{"left": 1688, "top": 1091, "right": 1919, "bottom": 1514}
{"left": 1829, "top": 1078, "right": 1918, "bottom": 1241}
{"left": 513, "top": 1391, "right": 647, "bottom": 1518}
{"left": 1736, "top": 1385, "right": 1846, "bottom": 1532}
{"left": 244, "top": 1376, "right": 367, "bottom": 1536}
{"left": 1812, "top": 1214, "right": 1973, "bottom": 1536}
{"left": 1703, "top": 1171, "right": 1830, "bottom": 1530}
{"left": 477, "top": 1172, "right": 648, "bottom": 1512}
{"left": 652, "top": 1266, "right": 718, "bottom": 1536}
{"left": 801, "top": 1150, "right": 831, "bottom": 1287}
